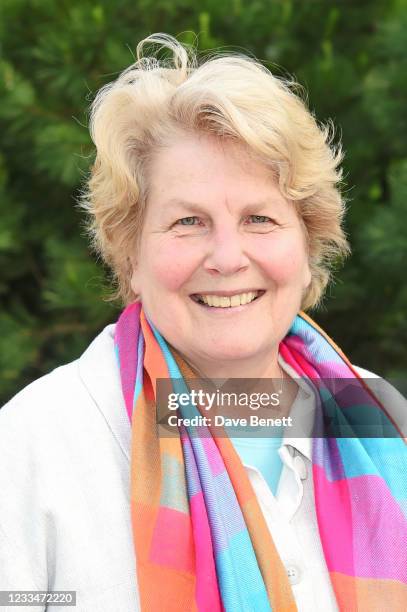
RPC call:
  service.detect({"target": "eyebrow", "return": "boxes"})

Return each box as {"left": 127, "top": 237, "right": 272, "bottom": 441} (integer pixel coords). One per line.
{"left": 165, "top": 198, "right": 279, "bottom": 215}
{"left": 165, "top": 199, "right": 207, "bottom": 214}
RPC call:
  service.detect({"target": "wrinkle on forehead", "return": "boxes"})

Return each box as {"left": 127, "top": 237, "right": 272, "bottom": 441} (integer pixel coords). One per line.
{"left": 147, "top": 133, "right": 280, "bottom": 206}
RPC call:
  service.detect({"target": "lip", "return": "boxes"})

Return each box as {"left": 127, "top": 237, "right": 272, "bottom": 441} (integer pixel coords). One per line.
{"left": 190, "top": 288, "right": 265, "bottom": 297}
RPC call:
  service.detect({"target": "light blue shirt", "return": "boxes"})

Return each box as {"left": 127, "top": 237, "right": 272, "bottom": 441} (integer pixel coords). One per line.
{"left": 230, "top": 434, "right": 283, "bottom": 495}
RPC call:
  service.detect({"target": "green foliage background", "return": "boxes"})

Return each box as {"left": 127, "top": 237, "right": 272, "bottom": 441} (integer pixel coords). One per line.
{"left": 1, "top": 0, "right": 406, "bottom": 404}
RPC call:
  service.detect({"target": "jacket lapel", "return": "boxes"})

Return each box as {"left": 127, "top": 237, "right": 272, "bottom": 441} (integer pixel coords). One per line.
{"left": 77, "top": 323, "right": 131, "bottom": 462}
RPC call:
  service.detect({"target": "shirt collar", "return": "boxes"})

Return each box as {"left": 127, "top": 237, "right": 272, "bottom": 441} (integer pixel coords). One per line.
{"left": 278, "top": 353, "right": 315, "bottom": 463}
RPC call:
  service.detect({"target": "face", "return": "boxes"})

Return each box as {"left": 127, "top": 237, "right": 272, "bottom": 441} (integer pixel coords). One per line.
{"left": 130, "top": 133, "right": 311, "bottom": 378}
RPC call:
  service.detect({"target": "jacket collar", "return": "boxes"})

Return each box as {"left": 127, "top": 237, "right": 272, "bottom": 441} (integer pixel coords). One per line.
{"left": 78, "top": 323, "right": 131, "bottom": 463}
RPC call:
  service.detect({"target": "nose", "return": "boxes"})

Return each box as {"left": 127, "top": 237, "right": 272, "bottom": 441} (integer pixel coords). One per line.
{"left": 203, "top": 224, "right": 250, "bottom": 276}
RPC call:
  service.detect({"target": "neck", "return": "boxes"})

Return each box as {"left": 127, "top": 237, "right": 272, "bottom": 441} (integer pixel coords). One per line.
{"left": 172, "top": 345, "right": 299, "bottom": 419}
{"left": 175, "top": 345, "right": 283, "bottom": 381}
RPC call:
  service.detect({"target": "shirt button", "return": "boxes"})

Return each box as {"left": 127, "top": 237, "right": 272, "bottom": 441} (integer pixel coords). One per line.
{"left": 286, "top": 564, "right": 302, "bottom": 585}
{"left": 294, "top": 455, "right": 307, "bottom": 480}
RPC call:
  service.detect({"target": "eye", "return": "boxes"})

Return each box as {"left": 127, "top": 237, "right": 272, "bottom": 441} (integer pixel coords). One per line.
{"left": 176, "top": 216, "right": 201, "bottom": 226}
{"left": 246, "top": 215, "right": 276, "bottom": 224}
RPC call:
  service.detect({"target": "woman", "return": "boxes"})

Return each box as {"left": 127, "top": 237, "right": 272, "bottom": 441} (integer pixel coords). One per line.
{"left": 0, "top": 33, "right": 406, "bottom": 612}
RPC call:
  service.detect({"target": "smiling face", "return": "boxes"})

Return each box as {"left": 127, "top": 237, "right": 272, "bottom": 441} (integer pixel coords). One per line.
{"left": 130, "top": 133, "right": 311, "bottom": 379}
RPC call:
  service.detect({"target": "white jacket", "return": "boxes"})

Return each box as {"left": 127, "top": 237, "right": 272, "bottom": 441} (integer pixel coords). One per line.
{"left": 0, "top": 324, "right": 405, "bottom": 612}
{"left": 0, "top": 325, "right": 139, "bottom": 612}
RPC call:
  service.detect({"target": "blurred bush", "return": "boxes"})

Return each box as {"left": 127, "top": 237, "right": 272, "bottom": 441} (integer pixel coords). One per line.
{"left": 1, "top": 0, "right": 406, "bottom": 403}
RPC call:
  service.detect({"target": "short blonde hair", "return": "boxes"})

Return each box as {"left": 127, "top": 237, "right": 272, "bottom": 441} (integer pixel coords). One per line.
{"left": 80, "top": 33, "right": 350, "bottom": 310}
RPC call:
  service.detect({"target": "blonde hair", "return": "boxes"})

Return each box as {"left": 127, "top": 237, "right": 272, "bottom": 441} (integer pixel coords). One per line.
{"left": 80, "top": 33, "right": 350, "bottom": 310}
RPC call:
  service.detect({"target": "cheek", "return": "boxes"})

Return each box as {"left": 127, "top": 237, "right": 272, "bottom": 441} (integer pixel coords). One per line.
{"left": 146, "top": 240, "right": 200, "bottom": 291}
{"left": 257, "top": 234, "right": 309, "bottom": 284}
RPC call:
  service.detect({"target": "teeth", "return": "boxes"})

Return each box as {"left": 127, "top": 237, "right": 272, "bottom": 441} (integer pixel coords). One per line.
{"left": 197, "top": 291, "right": 260, "bottom": 308}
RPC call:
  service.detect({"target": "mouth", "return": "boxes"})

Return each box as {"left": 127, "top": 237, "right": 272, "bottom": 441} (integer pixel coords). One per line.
{"left": 190, "top": 289, "right": 266, "bottom": 309}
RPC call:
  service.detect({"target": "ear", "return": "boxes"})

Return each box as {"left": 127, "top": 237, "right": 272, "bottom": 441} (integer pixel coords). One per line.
{"left": 129, "top": 255, "right": 141, "bottom": 299}
{"left": 303, "top": 262, "right": 312, "bottom": 291}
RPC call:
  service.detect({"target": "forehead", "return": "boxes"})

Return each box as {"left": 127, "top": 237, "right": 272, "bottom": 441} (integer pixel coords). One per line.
{"left": 146, "top": 134, "right": 283, "bottom": 209}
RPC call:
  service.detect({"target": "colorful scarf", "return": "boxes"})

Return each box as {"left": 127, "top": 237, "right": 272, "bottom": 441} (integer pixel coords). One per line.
{"left": 114, "top": 302, "right": 407, "bottom": 611}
